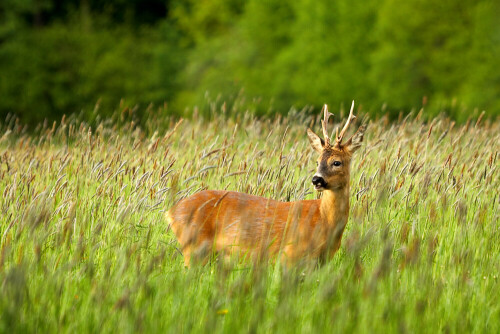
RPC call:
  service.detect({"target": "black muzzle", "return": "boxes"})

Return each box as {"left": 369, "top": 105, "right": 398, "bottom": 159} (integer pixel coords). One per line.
{"left": 312, "top": 175, "right": 327, "bottom": 189}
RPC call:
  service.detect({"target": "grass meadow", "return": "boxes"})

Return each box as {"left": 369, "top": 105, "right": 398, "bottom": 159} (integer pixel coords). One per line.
{"left": 0, "top": 106, "right": 498, "bottom": 333}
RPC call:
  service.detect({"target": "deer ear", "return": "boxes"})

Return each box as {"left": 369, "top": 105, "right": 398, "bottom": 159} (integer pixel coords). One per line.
{"left": 307, "top": 128, "right": 324, "bottom": 153}
{"left": 344, "top": 124, "right": 366, "bottom": 153}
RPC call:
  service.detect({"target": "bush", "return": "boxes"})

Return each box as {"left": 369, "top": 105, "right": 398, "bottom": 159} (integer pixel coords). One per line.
{"left": 0, "top": 22, "right": 184, "bottom": 126}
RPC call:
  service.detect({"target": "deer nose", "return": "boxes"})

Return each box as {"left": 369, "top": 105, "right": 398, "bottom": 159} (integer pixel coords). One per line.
{"left": 312, "top": 175, "right": 327, "bottom": 188}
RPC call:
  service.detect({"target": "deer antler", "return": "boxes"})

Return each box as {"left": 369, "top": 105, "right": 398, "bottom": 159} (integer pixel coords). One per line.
{"left": 335, "top": 101, "right": 356, "bottom": 147}
{"left": 321, "top": 104, "right": 334, "bottom": 145}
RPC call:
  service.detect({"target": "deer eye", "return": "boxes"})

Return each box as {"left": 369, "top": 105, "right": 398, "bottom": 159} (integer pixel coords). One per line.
{"left": 332, "top": 161, "right": 342, "bottom": 167}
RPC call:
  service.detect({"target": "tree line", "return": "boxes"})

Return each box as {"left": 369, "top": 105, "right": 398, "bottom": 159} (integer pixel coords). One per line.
{"left": 0, "top": 0, "right": 498, "bottom": 125}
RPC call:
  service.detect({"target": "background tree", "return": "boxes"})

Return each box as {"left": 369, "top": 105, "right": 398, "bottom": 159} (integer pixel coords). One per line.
{"left": 0, "top": 0, "right": 498, "bottom": 126}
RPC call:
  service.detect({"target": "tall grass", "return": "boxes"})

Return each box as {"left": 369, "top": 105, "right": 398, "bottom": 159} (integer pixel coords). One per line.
{"left": 0, "top": 107, "right": 498, "bottom": 333}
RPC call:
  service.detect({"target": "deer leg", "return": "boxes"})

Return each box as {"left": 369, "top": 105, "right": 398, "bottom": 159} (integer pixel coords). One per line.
{"left": 182, "top": 247, "right": 192, "bottom": 268}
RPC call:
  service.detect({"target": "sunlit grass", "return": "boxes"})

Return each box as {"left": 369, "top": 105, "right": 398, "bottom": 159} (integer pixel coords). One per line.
{"left": 0, "top": 107, "right": 498, "bottom": 333}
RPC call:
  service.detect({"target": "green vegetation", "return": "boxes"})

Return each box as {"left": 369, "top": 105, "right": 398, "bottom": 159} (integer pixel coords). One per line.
{"left": 1, "top": 0, "right": 499, "bottom": 125}
{"left": 0, "top": 105, "right": 498, "bottom": 332}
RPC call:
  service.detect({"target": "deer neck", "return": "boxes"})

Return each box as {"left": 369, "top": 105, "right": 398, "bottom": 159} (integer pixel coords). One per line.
{"left": 319, "top": 186, "right": 350, "bottom": 227}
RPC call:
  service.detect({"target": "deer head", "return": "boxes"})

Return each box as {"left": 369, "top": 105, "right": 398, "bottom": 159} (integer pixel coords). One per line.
{"left": 307, "top": 101, "right": 366, "bottom": 191}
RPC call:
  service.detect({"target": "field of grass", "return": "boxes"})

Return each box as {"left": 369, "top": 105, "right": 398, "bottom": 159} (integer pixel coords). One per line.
{"left": 0, "top": 107, "right": 498, "bottom": 333}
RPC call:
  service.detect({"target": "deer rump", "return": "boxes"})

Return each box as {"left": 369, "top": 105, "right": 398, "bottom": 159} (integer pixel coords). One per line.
{"left": 168, "top": 190, "right": 337, "bottom": 263}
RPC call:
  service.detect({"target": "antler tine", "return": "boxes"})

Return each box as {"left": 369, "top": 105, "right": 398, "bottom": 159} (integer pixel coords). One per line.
{"left": 336, "top": 101, "right": 357, "bottom": 144}
{"left": 321, "top": 104, "right": 333, "bottom": 144}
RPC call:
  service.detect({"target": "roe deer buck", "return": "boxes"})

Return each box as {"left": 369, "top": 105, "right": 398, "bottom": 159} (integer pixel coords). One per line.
{"left": 166, "top": 102, "right": 366, "bottom": 266}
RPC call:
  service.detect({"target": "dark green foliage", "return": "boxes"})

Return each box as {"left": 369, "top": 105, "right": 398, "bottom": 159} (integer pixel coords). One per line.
{"left": 183, "top": 0, "right": 499, "bottom": 120}
{"left": 0, "top": 0, "right": 499, "bottom": 125}
{"left": 0, "top": 1, "right": 184, "bottom": 125}
{"left": 370, "top": 0, "right": 500, "bottom": 120}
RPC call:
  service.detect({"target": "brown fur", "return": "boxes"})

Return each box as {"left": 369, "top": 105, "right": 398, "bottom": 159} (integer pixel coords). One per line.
{"left": 167, "top": 108, "right": 365, "bottom": 266}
